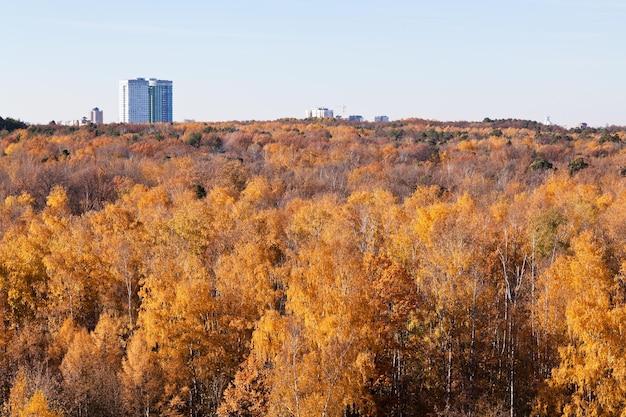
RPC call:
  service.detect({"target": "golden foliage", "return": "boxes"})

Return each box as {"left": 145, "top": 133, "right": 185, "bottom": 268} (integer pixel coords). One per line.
{"left": 2, "top": 119, "right": 626, "bottom": 417}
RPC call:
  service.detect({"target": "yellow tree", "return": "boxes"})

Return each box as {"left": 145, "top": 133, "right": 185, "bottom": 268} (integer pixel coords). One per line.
{"left": 0, "top": 190, "right": 64, "bottom": 387}
{"left": 138, "top": 215, "right": 226, "bottom": 417}
{"left": 528, "top": 175, "right": 612, "bottom": 400}
{"left": 43, "top": 214, "right": 102, "bottom": 330}
{"left": 492, "top": 191, "right": 540, "bottom": 417}
{"left": 0, "top": 205, "right": 49, "bottom": 325}
{"left": 59, "top": 326, "right": 91, "bottom": 416}
{"left": 4, "top": 369, "right": 62, "bottom": 417}
{"left": 343, "top": 189, "right": 424, "bottom": 415}
{"left": 407, "top": 191, "right": 513, "bottom": 415}
{"left": 46, "top": 317, "right": 77, "bottom": 374}
{"left": 245, "top": 196, "right": 379, "bottom": 417}
{"left": 361, "top": 252, "right": 420, "bottom": 416}
{"left": 215, "top": 175, "right": 289, "bottom": 331}
{"left": 537, "top": 231, "right": 626, "bottom": 416}
{"left": 214, "top": 208, "right": 288, "bottom": 365}
{"left": 344, "top": 189, "right": 397, "bottom": 255}
{"left": 20, "top": 390, "right": 62, "bottom": 417}
{"left": 89, "top": 200, "right": 147, "bottom": 329}
{"left": 412, "top": 193, "right": 477, "bottom": 410}
{"left": 5, "top": 368, "right": 29, "bottom": 417}
{"left": 131, "top": 182, "right": 263, "bottom": 417}
{"left": 217, "top": 354, "right": 269, "bottom": 417}
{"left": 60, "top": 315, "right": 123, "bottom": 417}
{"left": 120, "top": 328, "right": 164, "bottom": 417}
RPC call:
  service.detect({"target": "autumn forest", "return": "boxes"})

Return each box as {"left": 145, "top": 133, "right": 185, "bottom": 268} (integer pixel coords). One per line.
{"left": 1, "top": 117, "right": 626, "bottom": 417}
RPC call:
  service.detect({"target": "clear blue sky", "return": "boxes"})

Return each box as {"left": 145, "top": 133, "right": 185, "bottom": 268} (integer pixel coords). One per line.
{"left": 2, "top": 0, "right": 626, "bottom": 126}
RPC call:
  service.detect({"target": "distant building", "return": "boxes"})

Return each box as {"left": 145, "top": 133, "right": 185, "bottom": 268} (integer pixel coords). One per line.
{"left": 119, "top": 78, "right": 149, "bottom": 123}
{"left": 306, "top": 107, "right": 333, "bottom": 118}
{"left": 91, "top": 107, "right": 103, "bottom": 124}
{"left": 544, "top": 116, "right": 553, "bottom": 126}
{"left": 348, "top": 115, "right": 364, "bottom": 122}
{"left": 149, "top": 79, "right": 173, "bottom": 123}
{"left": 119, "top": 78, "right": 173, "bottom": 123}
{"left": 61, "top": 117, "right": 90, "bottom": 126}
{"left": 375, "top": 115, "right": 389, "bottom": 122}
{"left": 61, "top": 120, "right": 80, "bottom": 127}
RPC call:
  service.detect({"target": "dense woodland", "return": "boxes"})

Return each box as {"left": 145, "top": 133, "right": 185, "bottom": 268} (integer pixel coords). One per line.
{"left": 1, "top": 117, "right": 626, "bottom": 417}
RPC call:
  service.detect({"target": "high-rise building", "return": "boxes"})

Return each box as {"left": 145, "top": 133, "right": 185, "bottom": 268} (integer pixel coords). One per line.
{"left": 149, "top": 79, "right": 173, "bottom": 123}
{"left": 306, "top": 107, "right": 333, "bottom": 118}
{"left": 119, "top": 78, "right": 173, "bottom": 123}
{"left": 90, "top": 107, "right": 103, "bottom": 124}
{"left": 119, "top": 78, "right": 149, "bottom": 123}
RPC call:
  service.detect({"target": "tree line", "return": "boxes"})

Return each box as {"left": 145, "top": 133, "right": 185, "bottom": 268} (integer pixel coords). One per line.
{"left": 0, "top": 117, "right": 27, "bottom": 134}
{"left": 1, "top": 119, "right": 626, "bottom": 416}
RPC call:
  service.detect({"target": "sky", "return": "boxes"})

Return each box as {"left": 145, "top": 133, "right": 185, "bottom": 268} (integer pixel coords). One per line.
{"left": 2, "top": 0, "right": 626, "bottom": 127}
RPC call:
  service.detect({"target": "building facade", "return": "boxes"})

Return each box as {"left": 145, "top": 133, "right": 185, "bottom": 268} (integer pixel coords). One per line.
{"left": 306, "top": 107, "right": 333, "bottom": 118}
{"left": 119, "top": 78, "right": 149, "bottom": 123}
{"left": 374, "top": 115, "right": 389, "bottom": 122}
{"left": 119, "top": 78, "right": 173, "bottom": 123}
{"left": 149, "top": 79, "right": 173, "bottom": 123}
{"left": 91, "top": 107, "right": 103, "bottom": 124}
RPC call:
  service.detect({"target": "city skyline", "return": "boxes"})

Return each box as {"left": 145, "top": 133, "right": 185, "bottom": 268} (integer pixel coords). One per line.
{"left": 3, "top": 1, "right": 626, "bottom": 127}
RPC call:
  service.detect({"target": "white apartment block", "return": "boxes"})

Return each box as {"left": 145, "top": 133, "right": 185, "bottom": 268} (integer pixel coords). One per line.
{"left": 91, "top": 107, "right": 103, "bottom": 124}
{"left": 119, "top": 78, "right": 150, "bottom": 123}
{"left": 306, "top": 107, "right": 334, "bottom": 118}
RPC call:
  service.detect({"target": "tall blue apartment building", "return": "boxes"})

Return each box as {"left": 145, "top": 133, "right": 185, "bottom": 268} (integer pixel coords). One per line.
{"left": 119, "top": 78, "right": 173, "bottom": 123}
